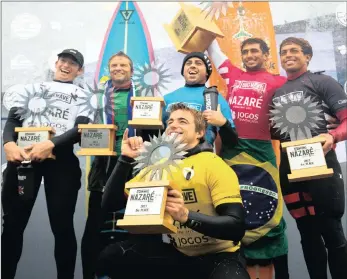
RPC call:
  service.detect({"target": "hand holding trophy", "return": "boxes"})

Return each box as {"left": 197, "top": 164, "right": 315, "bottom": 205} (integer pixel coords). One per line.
{"left": 270, "top": 95, "right": 334, "bottom": 182}
{"left": 117, "top": 128, "right": 188, "bottom": 234}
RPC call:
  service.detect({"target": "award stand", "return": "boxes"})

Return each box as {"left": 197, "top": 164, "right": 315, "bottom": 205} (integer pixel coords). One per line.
{"left": 164, "top": 3, "right": 224, "bottom": 54}
{"left": 117, "top": 132, "right": 188, "bottom": 234}
{"left": 281, "top": 137, "right": 333, "bottom": 182}
{"left": 15, "top": 127, "right": 56, "bottom": 159}
{"left": 128, "top": 97, "right": 165, "bottom": 130}
{"left": 117, "top": 179, "right": 179, "bottom": 234}
{"left": 77, "top": 124, "right": 117, "bottom": 156}
{"left": 270, "top": 95, "right": 334, "bottom": 182}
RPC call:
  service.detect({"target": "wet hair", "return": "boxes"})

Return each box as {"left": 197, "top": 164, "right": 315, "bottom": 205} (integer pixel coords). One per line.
{"left": 167, "top": 102, "right": 207, "bottom": 133}
{"left": 279, "top": 37, "right": 313, "bottom": 57}
{"left": 241, "top": 38, "right": 270, "bottom": 54}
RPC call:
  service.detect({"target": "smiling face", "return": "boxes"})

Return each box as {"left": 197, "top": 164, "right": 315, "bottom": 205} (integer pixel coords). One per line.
{"left": 280, "top": 42, "right": 311, "bottom": 74}
{"left": 241, "top": 43, "right": 268, "bottom": 71}
{"left": 108, "top": 55, "right": 133, "bottom": 86}
{"left": 183, "top": 57, "right": 207, "bottom": 85}
{"left": 166, "top": 109, "right": 204, "bottom": 150}
{"left": 54, "top": 55, "right": 83, "bottom": 81}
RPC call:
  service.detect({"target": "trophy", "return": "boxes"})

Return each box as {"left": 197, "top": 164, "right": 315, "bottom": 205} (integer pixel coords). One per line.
{"left": 15, "top": 127, "right": 56, "bottom": 159}
{"left": 270, "top": 94, "right": 333, "bottom": 182}
{"left": 15, "top": 127, "right": 56, "bottom": 200}
{"left": 164, "top": 3, "right": 224, "bottom": 54}
{"left": 77, "top": 124, "right": 118, "bottom": 156}
{"left": 117, "top": 132, "right": 188, "bottom": 234}
{"left": 128, "top": 97, "right": 165, "bottom": 130}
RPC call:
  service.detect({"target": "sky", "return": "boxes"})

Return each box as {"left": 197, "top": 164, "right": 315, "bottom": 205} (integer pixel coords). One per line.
{"left": 2, "top": 1, "right": 345, "bottom": 64}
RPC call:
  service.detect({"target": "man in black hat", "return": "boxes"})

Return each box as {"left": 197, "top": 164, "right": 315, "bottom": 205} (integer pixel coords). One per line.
{"left": 163, "top": 52, "right": 237, "bottom": 147}
{"left": 2, "top": 48, "right": 91, "bottom": 279}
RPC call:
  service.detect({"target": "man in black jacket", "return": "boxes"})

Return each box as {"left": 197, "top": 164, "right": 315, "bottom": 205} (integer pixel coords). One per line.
{"left": 2, "top": 49, "right": 90, "bottom": 279}
{"left": 81, "top": 51, "right": 154, "bottom": 279}
{"left": 271, "top": 37, "right": 347, "bottom": 279}
{"left": 95, "top": 103, "right": 250, "bottom": 279}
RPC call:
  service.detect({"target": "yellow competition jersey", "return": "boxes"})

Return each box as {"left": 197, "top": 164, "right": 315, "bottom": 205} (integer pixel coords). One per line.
{"left": 128, "top": 151, "right": 242, "bottom": 256}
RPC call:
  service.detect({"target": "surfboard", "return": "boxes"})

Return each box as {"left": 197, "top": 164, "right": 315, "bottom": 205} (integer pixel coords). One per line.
{"left": 95, "top": 1, "right": 154, "bottom": 83}
{"left": 86, "top": 1, "right": 154, "bottom": 213}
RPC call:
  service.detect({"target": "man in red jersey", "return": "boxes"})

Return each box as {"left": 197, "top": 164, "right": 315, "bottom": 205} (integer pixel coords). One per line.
{"left": 205, "top": 38, "right": 289, "bottom": 279}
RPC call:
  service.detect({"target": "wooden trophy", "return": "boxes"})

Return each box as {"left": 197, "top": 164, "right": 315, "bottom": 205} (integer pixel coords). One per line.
{"left": 281, "top": 137, "right": 333, "bottom": 182}
{"left": 117, "top": 179, "right": 179, "bottom": 234}
{"left": 128, "top": 97, "right": 165, "bottom": 130}
{"left": 270, "top": 94, "right": 334, "bottom": 182}
{"left": 164, "top": 3, "right": 224, "bottom": 54}
{"left": 77, "top": 124, "right": 117, "bottom": 156}
{"left": 117, "top": 132, "right": 188, "bottom": 234}
{"left": 15, "top": 127, "right": 56, "bottom": 159}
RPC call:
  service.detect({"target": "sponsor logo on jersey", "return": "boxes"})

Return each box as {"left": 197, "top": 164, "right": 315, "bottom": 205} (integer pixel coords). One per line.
{"left": 167, "top": 102, "right": 202, "bottom": 112}
{"left": 182, "top": 188, "right": 197, "bottom": 204}
{"left": 233, "top": 80, "right": 267, "bottom": 95}
{"left": 273, "top": 91, "right": 304, "bottom": 105}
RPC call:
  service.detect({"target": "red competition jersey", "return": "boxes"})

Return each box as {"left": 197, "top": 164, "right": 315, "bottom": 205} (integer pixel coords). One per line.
{"left": 219, "top": 60, "right": 286, "bottom": 140}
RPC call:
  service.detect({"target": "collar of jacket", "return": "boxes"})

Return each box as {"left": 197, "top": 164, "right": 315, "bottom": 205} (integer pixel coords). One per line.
{"left": 185, "top": 141, "right": 213, "bottom": 157}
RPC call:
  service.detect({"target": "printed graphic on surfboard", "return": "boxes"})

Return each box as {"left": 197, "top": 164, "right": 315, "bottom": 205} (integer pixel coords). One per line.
{"left": 95, "top": 1, "right": 154, "bottom": 93}
{"left": 203, "top": 1, "right": 280, "bottom": 98}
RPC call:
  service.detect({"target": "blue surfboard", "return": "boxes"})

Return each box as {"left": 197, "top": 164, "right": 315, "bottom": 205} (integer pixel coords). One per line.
{"left": 95, "top": 1, "right": 154, "bottom": 83}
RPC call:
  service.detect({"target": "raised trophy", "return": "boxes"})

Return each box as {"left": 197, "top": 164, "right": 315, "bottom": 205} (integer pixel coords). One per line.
{"left": 117, "top": 132, "right": 188, "bottom": 234}
{"left": 128, "top": 97, "right": 165, "bottom": 130}
{"left": 270, "top": 94, "right": 333, "bottom": 182}
{"left": 164, "top": 3, "right": 224, "bottom": 54}
{"left": 77, "top": 124, "right": 118, "bottom": 156}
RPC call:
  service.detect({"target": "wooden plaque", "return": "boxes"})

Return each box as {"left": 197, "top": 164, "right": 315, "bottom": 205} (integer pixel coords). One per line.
{"left": 164, "top": 3, "right": 224, "bottom": 54}
{"left": 117, "top": 180, "right": 180, "bottom": 234}
{"left": 128, "top": 97, "right": 165, "bottom": 130}
{"left": 77, "top": 124, "right": 117, "bottom": 156}
{"left": 15, "top": 127, "right": 56, "bottom": 159}
{"left": 281, "top": 137, "right": 334, "bottom": 182}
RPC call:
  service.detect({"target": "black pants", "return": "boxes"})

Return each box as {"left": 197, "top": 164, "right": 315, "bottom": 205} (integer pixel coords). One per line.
{"left": 280, "top": 149, "right": 347, "bottom": 279}
{"left": 1, "top": 155, "right": 81, "bottom": 279}
{"left": 81, "top": 156, "right": 129, "bottom": 279}
{"left": 96, "top": 235, "right": 251, "bottom": 279}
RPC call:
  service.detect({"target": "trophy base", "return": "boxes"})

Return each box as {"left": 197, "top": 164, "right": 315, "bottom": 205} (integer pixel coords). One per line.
{"left": 288, "top": 166, "right": 334, "bottom": 182}
{"left": 76, "top": 149, "right": 116, "bottom": 156}
{"left": 128, "top": 119, "right": 164, "bottom": 130}
{"left": 117, "top": 216, "right": 177, "bottom": 234}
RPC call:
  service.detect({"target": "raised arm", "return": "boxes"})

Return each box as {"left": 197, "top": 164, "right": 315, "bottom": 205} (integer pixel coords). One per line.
{"left": 207, "top": 39, "right": 243, "bottom": 89}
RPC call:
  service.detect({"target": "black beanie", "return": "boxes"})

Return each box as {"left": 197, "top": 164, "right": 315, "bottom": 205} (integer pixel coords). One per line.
{"left": 181, "top": 52, "right": 213, "bottom": 80}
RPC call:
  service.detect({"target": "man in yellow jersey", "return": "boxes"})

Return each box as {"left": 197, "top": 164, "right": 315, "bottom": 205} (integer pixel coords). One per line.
{"left": 95, "top": 103, "right": 250, "bottom": 279}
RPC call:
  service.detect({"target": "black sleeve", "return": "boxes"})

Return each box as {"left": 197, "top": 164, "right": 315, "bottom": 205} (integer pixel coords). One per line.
{"left": 101, "top": 155, "right": 134, "bottom": 215}
{"left": 183, "top": 202, "right": 245, "bottom": 242}
{"left": 3, "top": 107, "right": 23, "bottom": 145}
{"left": 218, "top": 120, "right": 238, "bottom": 147}
{"left": 314, "top": 74, "right": 347, "bottom": 114}
{"left": 50, "top": 115, "right": 91, "bottom": 147}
